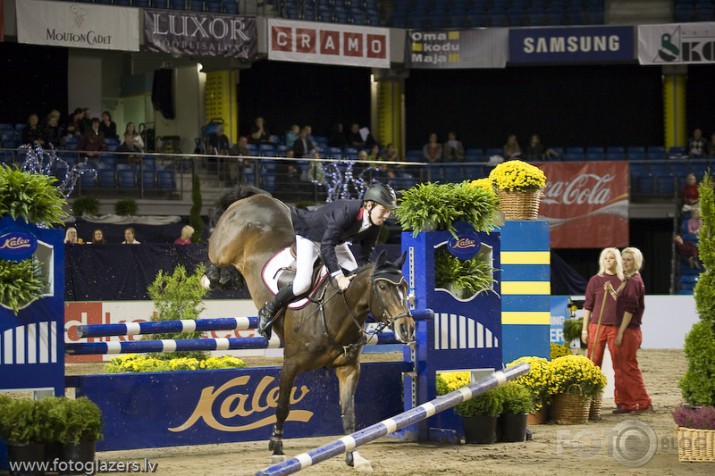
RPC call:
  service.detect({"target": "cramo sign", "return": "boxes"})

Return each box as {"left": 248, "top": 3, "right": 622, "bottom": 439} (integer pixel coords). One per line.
{"left": 542, "top": 173, "right": 614, "bottom": 205}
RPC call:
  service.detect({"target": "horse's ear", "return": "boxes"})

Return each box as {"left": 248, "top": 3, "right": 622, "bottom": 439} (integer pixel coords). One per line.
{"left": 375, "top": 250, "right": 387, "bottom": 266}
{"left": 395, "top": 251, "right": 407, "bottom": 269}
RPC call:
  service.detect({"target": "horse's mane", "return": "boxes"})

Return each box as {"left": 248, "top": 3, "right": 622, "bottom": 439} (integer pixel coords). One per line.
{"left": 208, "top": 184, "right": 272, "bottom": 230}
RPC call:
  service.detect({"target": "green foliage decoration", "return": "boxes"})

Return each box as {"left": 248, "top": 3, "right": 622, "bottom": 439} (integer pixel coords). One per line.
{"left": 54, "top": 397, "right": 103, "bottom": 444}
{"left": 144, "top": 264, "right": 208, "bottom": 361}
{"left": 189, "top": 173, "right": 204, "bottom": 243}
{"left": 563, "top": 317, "right": 584, "bottom": 346}
{"left": 434, "top": 247, "right": 496, "bottom": 298}
{"left": 0, "top": 256, "right": 47, "bottom": 315}
{"left": 493, "top": 382, "right": 534, "bottom": 415}
{"left": 71, "top": 195, "right": 100, "bottom": 216}
{"left": 114, "top": 199, "right": 138, "bottom": 216}
{"left": 455, "top": 389, "right": 503, "bottom": 417}
{"left": 694, "top": 174, "right": 715, "bottom": 329}
{"left": 0, "top": 165, "right": 66, "bottom": 226}
{"left": 395, "top": 181, "right": 499, "bottom": 237}
{"left": 0, "top": 398, "right": 50, "bottom": 445}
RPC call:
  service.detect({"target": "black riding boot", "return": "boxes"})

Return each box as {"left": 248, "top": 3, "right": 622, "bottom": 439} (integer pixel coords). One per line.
{"left": 257, "top": 285, "right": 296, "bottom": 340}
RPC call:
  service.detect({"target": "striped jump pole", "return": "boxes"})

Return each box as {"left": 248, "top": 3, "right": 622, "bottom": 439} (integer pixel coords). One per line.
{"left": 255, "top": 362, "right": 530, "bottom": 476}
{"left": 65, "top": 331, "right": 404, "bottom": 355}
{"left": 74, "top": 309, "right": 435, "bottom": 339}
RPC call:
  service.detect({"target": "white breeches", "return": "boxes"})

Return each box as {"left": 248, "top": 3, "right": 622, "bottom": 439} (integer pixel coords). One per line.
{"left": 293, "top": 235, "right": 358, "bottom": 295}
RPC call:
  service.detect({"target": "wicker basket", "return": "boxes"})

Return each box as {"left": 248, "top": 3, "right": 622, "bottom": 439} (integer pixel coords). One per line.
{"left": 677, "top": 426, "right": 715, "bottom": 462}
{"left": 552, "top": 385, "right": 592, "bottom": 425}
{"left": 497, "top": 189, "right": 542, "bottom": 220}
{"left": 589, "top": 392, "right": 603, "bottom": 421}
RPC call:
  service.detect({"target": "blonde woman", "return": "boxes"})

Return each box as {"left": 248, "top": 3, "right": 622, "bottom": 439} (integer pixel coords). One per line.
{"left": 64, "top": 227, "right": 83, "bottom": 244}
{"left": 581, "top": 247, "right": 624, "bottom": 368}
{"left": 174, "top": 225, "right": 195, "bottom": 245}
{"left": 612, "top": 247, "right": 653, "bottom": 414}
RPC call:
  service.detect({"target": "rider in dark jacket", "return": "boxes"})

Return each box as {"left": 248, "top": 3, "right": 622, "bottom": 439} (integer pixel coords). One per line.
{"left": 257, "top": 183, "right": 398, "bottom": 339}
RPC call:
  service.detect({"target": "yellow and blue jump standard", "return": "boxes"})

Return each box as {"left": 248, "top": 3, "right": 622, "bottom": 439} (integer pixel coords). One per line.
{"left": 500, "top": 220, "right": 551, "bottom": 364}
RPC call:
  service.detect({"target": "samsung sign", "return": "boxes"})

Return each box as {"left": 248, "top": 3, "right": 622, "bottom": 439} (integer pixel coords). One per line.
{"left": 509, "top": 26, "right": 635, "bottom": 64}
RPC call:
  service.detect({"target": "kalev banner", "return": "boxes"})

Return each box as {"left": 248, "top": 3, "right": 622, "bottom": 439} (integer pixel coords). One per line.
{"left": 144, "top": 9, "right": 257, "bottom": 58}
{"left": 509, "top": 26, "right": 635, "bottom": 64}
{"left": 16, "top": 0, "right": 140, "bottom": 51}
{"left": 638, "top": 23, "right": 715, "bottom": 65}
{"left": 406, "top": 28, "right": 508, "bottom": 68}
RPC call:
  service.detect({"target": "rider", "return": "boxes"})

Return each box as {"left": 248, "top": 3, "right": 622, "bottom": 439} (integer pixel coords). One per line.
{"left": 257, "top": 182, "right": 398, "bottom": 339}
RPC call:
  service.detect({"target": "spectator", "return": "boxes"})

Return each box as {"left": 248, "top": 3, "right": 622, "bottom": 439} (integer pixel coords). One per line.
{"left": 249, "top": 116, "right": 271, "bottom": 145}
{"left": 207, "top": 124, "right": 230, "bottom": 155}
{"left": 292, "top": 126, "right": 315, "bottom": 158}
{"left": 230, "top": 135, "right": 252, "bottom": 183}
{"left": 307, "top": 149, "right": 326, "bottom": 185}
{"left": 99, "top": 111, "right": 118, "bottom": 141}
{"left": 688, "top": 128, "right": 708, "bottom": 158}
{"left": 278, "top": 149, "right": 302, "bottom": 199}
{"left": 79, "top": 108, "right": 93, "bottom": 135}
{"left": 682, "top": 173, "right": 699, "bottom": 212}
{"left": 422, "top": 132, "right": 442, "bottom": 163}
{"left": 174, "top": 225, "right": 195, "bottom": 245}
{"left": 90, "top": 229, "right": 106, "bottom": 245}
{"left": 347, "top": 122, "right": 366, "bottom": 149}
{"left": 21, "top": 113, "right": 45, "bottom": 146}
{"left": 612, "top": 247, "right": 653, "bottom": 414}
{"left": 380, "top": 143, "right": 405, "bottom": 181}
{"left": 523, "top": 134, "right": 558, "bottom": 161}
{"left": 64, "top": 108, "right": 84, "bottom": 137}
{"left": 285, "top": 124, "right": 300, "bottom": 148}
{"left": 77, "top": 117, "right": 106, "bottom": 158}
{"left": 684, "top": 207, "right": 702, "bottom": 240}
{"left": 674, "top": 234, "right": 701, "bottom": 269}
{"left": 443, "top": 131, "right": 465, "bottom": 162}
{"left": 367, "top": 144, "right": 381, "bottom": 165}
{"left": 122, "top": 227, "right": 140, "bottom": 244}
{"left": 329, "top": 122, "right": 347, "bottom": 148}
{"left": 43, "top": 114, "right": 63, "bottom": 148}
{"left": 64, "top": 227, "right": 83, "bottom": 244}
{"left": 503, "top": 134, "right": 521, "bottom": 160}
{"left": 41, "top": 109, "right": 61, "bottom": 128}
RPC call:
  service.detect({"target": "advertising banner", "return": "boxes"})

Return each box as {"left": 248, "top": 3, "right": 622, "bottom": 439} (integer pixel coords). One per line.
{"left": 638, "top": 23, "right": 715, "bottom": 65}
{"left": 536, "top": 161, "right": 629, "bottom": 249}
{"left": 406, "top": 28, "right": 508, "bottom": 68}
{"left": 16, "top": 0, "right": 140, "bottom": 51}
{"left": 144, "top": 9, "right": 257, "bottom": 58}
{"left": 268, "top": 18, "right": 389, "bottom": 68}
{"left": 509, "top": 26, "right": 635, "bottom": 63}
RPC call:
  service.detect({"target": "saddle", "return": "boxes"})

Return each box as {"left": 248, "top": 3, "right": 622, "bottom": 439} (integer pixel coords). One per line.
{"left": 261, "top": 245, "right": 329, "bottom": 309}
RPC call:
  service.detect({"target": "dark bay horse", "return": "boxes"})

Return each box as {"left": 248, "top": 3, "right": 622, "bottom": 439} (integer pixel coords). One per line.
{"left": 205, "top": 186, "right": 415, "bottom": 469}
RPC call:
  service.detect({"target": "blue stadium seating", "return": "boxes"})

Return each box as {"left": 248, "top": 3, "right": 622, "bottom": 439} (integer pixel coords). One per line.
{"left": 157, "top": 169, "right": 176, "bottom": 190}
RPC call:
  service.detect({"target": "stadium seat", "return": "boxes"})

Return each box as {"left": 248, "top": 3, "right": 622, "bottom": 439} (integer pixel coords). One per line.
{"left": 564, "top": 147, "right": 585, "bottom": 161}
{"left": 157, "top": 169, "right": 176, "bottom": 190}
{"left": 98, "top": 169, "right": 117, "bottom": 188}
{"left": 606, "top": 146, "right": 626, "bottom": 161}
{"left": 142, "top": 170, "right": 157, "bottom": 190}
{"left": 586, "top": 146, "right": 606, "bottom": 161}
{"left": 118, "top": 170, "right": 137, "bottom": 189}
{"left": 646, "top": 145, "right": 666, "bottom": 160}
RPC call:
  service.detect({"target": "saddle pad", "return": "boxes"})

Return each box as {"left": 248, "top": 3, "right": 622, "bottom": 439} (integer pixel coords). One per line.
{"left": 261, "top": 246, "right": 328, "bottom": 309}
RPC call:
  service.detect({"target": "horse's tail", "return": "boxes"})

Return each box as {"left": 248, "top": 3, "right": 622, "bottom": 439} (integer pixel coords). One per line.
{"left": 208, "top": 184, "right": 271, "bottom": 230}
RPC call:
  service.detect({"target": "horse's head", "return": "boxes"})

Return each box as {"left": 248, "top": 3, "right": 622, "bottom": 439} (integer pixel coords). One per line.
{"left": 369, "top": 251, "right": 415, "bottom": 343}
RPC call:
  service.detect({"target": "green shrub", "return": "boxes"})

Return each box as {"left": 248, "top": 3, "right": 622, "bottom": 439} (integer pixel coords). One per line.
{"left": 55, "top": 397, "right": 103, "bottom": 444}
{"left": 0, "top": 256, "right": 47, "bottom": 314}
{"left": 114, "top": 199, "right": 138, "bottom": 216}
{"left": 455, "top": 388, "right": 503, "bottom": 417}
{"left": 0, "top": 399, "right": 49, "bottom": 445}
{"left": 434, "top": 247, "right": 496, "bottom": 298}
{"left": 494, "top": 382, "right": 534, "bottom": 415}
{"left": 71, "top": 196, "right": 100, "bottom": 216}
{"left": 0, "top": 165, "right": 66, "bottom": 226}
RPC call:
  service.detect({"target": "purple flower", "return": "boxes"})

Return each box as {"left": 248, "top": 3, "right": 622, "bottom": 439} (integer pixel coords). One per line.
{"left": 673, "top": 405, "right": 715, "bottom": 430}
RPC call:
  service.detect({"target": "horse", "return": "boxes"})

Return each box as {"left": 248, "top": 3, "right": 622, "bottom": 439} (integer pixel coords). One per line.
{"left": 205, "top": 185, "right": 416, "bottom": 469}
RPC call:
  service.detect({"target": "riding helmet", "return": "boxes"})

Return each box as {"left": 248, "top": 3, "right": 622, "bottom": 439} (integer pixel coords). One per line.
{"left": 363, "top": 183, "right": 397, "bottom": 209}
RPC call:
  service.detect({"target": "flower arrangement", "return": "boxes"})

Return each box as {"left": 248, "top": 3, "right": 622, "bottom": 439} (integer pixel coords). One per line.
{"left": 436, "top": 371, "right": 471, "bottom": 396}
{"left": 469, "top": 178, "right": 497, "bottom": 196}
{"left": 489, "top": 160, "right": 546, "bottom": 192}
{"left": 106, "top": 354, "right": 246, "bottom": 373}
{"left": 506, "top": 356, "right": 552, "bottom": 411}
{"left": 550, "top": 343, "right": 572, "bottom": 360}
{"left": 673, "top": 405, "right": 715, "bottom": 430}
{"left": 548, "top": 355, "right": 607, "bottom": 398}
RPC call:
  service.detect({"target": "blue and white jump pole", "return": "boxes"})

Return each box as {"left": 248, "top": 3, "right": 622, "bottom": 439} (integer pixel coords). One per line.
{"left": 255, "top": 362, "right": 530, "bottom": 476}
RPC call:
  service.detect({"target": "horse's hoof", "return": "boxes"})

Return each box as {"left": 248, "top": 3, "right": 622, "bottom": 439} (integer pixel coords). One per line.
{"left": 271, "top": 455, "right": 287, "bottom": 464}
{"left": 200, "top": 275, "right": 212, "bottom": 290}
{"left": 350, "top": 452, "right": 373, "bottom": 472}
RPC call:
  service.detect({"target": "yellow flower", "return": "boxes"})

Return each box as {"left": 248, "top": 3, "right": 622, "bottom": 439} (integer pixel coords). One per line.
{"left": 489, "top": 160, "right": 546, "bottom": 192}
{"left": 469, "top": 178, "right": 496, "bottom": 196}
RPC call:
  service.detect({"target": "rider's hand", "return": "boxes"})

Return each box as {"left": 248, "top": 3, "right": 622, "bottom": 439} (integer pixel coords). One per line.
{"left": 336, "top": 274, "right": 353, "bottom": 292}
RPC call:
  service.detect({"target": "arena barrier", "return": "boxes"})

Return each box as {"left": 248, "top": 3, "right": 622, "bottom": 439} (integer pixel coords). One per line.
{"left": 256, "top": 362, "right": 530, "bottom": 476}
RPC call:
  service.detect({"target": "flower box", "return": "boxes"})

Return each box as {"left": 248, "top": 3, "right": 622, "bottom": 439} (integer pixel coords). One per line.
{"left": 677, "top": 426, "right": 715, "bottom": 462}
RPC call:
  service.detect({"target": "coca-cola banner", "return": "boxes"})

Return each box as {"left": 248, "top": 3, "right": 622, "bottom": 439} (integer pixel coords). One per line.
{"left": 536, "top": 161, "right": 629, "bottom": 249}
{"left": 144, "top": 9, "right": 257, "bottom": 58}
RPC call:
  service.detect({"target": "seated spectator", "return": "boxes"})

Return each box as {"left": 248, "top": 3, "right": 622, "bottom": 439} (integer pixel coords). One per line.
{"left": 90, "top": 228, "right": 106, "bottom": 244}
{"left": 21, "top": 113, "right": 45, "bottom": 146}
{"left": 77, "top": 117, "right": 106, "bottom": 158}
{"left": 523, "top": 134, "right": 558, "bottom": 161}
{"left": 249, "top": 116, "right": 272, "bottom": 145}
{"left": 682, "top": 173, "right": 699, "bottom": 212}
{"left": 684, "top": 207, "right": 702, "bottom": 241}
{"left": 380, "top": 143, "right": 405, "bottom": 181}
{"left": 174, "top": 225, "right": 194, "bottom": 245}
{"left": 117, "top": 131, "right": 143, "bottom": 163}
{"left": 99, "top": 111, "right": 118, "bottom": 141}
{"left": 443, "top": 131, "right": 465, "bottom": 162}
{"left": 329, "top": 122, "right": 347, "bottom": 148}
{"left": 367, "top": 144, "right": 381, "bottom": 165}
{"left": 285, "top": 124, "right": 300, "bottom": 148}
{"left": 688, "top": 128, "right": 708, "bottom": 158}
{"left": 43, "top": 114, "right": 63, "bottom": 148}
{"left": 278, "top": 149, "right": 302, "bottom": 199}
{"left": 503, "top": 134, "right": 521, "bottom": 160}
{"left": 292, "top": 126, "right": 315, "bottom": 158}
{"left": 64, "top": 107, "right": 84, "bottom": 137}
{"left": 422, "top": 133, "right": 442, "bottom": 163}
{"left": 674, "top": 234, "right": 701, "bottom": 269}
{"left": 79, "top": 108, "right": 93, "bottom": 135}
{"left": 122, "top": 227, "right": 140, "bottom": 244}
{"left": 230, "top": 135, "right": 252, "bottom": 183}
{"left": 307, "top": 149, "right": 326, "bottom": 185}
{"left": 64, "top": 227, "right": 84, "bottom": 244}
{"left": 207, "top": 124, "right": 230, "bottom": 155}
{"left": 347, "top": 122, "right": 366, "bottom": 149}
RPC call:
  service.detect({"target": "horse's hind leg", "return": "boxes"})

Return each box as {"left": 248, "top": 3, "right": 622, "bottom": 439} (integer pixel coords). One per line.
{"left": 336, "top": 364, "right": 372, "bottom": 471}
{"left": 269, "top": 362, "right": 299, "bottom": 463}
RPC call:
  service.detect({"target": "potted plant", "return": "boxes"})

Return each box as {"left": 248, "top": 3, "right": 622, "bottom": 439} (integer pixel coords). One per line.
{"left": 676, "top": 174, "right": 715, "bottom": 461}
{"left": 70, "top": 196, "right": 100, "bottom": 217}
{"left": 455, "top": 389, "right": 503, "bottom": 444}
{"left": 548, "top": 355, "right": 607, "bottom": 425}
{"left": 0, "top": 398, "right": 50, "bottom": 473}
{"left": 488, "top": 160, "right": 547, "bottom": 220}
{"left": 506, "top": 356, "right": 553, "bottom": 424}
{"left": 114, "top": 199, "right": 138, "bottom": 216}
{"left": 494, "top": 382, "right": 533, "bottom": 443}
{"left": 55, "top": 397, "right": 103, "bottom": 472}
{"left": 434, "top": 247, "right": 496, "bottom": 299}
{"left": 37, "top": 397, "right": 67, "bottom": 468}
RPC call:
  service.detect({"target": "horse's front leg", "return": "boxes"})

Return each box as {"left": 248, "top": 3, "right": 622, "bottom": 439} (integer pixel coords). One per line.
{"left": 335, "top": 364, "right": 372, "bottom": 471}
{"left": 269, "top": 362, "right": 298, "bottom": 463}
